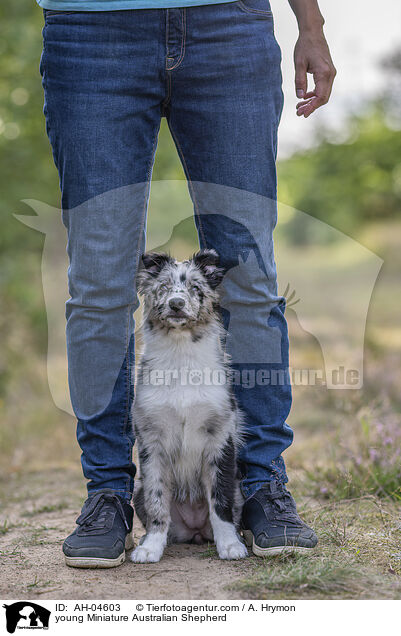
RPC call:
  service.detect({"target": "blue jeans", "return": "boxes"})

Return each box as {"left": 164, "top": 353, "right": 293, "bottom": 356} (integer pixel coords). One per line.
{"left": 40, "top": 0, "right": 293, "bottom": 502}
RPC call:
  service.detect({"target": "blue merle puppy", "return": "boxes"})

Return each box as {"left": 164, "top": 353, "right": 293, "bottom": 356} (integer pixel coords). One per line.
{"left": 130, "top": 249, "right": 248, "bottom": 563}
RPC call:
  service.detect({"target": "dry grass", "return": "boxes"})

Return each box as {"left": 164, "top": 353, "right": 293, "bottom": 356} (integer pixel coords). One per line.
{"left": 230, "top": 496, "right": 401, "bottom": 599}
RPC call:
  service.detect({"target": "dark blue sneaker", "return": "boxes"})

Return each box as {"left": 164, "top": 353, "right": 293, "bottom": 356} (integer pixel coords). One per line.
{"left": 63, "top": 489, "right": 134, "bottom": 568}
{"left": 241, "top": 481, "right": 318, "bottom": 557}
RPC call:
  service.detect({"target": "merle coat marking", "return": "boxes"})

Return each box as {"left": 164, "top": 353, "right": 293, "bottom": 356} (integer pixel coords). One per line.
{"left": 130, "top": 249, "right": 248, "bottom": 562}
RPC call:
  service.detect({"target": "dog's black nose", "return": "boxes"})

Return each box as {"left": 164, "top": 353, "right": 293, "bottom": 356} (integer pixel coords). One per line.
{"left": 169, "top": 297, "right": 185, "bottom": 311}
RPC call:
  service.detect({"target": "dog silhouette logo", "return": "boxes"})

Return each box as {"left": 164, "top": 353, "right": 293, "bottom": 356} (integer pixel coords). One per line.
{"left": 15, "top": 184, "right": 383, "bottom": 404}
{"left": 2, "top": 602, "right": 50, "bottom": 633}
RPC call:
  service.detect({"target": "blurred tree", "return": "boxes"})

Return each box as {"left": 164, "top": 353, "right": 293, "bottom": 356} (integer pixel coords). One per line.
{"left": 278, "top": 104, "right": 401, "bottom": 244}
{"left": 380, "top": 46, "right": 401, "bottom": 124}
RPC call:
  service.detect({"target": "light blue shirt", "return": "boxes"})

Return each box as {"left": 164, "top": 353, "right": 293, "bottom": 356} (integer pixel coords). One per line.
{"left": 37, "top": 0, "right": 233, "bottom": 10}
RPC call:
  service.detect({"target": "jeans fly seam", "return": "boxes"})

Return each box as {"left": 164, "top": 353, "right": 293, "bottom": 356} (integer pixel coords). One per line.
{"left": 166, "top": 9, "right": 186, "bottom": 71}
{"left": 165, "top": 8, "right": 171, "bottom": 69}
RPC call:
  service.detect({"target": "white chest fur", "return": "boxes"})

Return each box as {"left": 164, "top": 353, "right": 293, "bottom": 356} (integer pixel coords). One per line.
{"left": 133, "top": 324, "right": 236, "bottom": 486}
{"left": 134, "top": 326, "right": 231, "bottom": 417}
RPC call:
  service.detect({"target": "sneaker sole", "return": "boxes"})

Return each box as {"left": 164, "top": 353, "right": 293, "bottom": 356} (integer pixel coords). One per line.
{"left": 242, "top": 530, "right": 315, "bottom": 557}
{"left": 64, "top": 533, "right": 135, "bottom": 569}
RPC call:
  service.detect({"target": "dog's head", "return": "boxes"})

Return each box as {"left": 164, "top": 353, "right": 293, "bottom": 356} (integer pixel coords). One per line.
{"left": 137, "top": 249, "right": 225, "bottom": 329}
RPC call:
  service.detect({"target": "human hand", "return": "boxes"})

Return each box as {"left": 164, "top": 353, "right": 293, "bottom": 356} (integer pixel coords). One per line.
{"left": 294, "top": 29, "right": 336, "bottom": 118}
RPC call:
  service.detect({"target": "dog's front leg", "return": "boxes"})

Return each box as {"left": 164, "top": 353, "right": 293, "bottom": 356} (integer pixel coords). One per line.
{"left": 206, "top": 439, "right": 248, "bottom": 560}
{"left": 130, "top": 452, "right": 172, "bottom": 564}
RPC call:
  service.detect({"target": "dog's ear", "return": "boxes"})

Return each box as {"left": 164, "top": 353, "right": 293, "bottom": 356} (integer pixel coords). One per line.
{"left": 141, "top": 252, "right": 173, "bottom": 276}
{"left": 192, "top": 249, "right": 225, "bottom": 289}
{"left": 137, "top": 252, "right": 173, "bottom": 292}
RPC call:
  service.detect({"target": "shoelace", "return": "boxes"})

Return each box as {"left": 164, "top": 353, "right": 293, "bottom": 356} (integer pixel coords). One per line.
{"left": 76, "top": 491, "right": 130, "bottom": 531}
{"left": 260, "top": 483, "right": 294, "bottom": 514}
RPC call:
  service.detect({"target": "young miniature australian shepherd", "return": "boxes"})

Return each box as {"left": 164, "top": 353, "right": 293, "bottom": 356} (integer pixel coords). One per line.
{"left": 130, "top": 249, "right": 248, "bottom": 563}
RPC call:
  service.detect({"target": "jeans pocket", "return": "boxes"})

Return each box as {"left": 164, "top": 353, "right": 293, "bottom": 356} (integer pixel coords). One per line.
{"left": 236, "top": 0, "right": 273, "bottom": 17}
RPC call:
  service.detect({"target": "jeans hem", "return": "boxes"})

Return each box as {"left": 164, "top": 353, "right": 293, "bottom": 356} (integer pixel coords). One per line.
{"left": 240, "top": 476, "right": 287, "bottom": 500}
{"left": 87, "top": 486, "right": 134, "bottom": 503}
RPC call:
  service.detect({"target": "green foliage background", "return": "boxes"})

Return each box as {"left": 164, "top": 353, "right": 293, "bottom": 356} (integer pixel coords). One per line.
{"left": 1, "top": 1, "right": 400, "bottom": 483}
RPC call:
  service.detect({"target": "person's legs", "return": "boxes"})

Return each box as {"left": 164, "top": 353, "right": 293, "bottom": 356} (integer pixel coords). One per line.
{"left": 164, "top": 1, "right": 293, "bottom": 497}
{"left": 41, "top": 9, "right": 166, "bottom": 502}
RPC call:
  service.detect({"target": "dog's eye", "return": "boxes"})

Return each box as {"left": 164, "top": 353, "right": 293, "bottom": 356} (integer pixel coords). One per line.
{"left": 159, "top": 283, "right": 169, "bottom": 292}
{"left": 190, "top": 284, "right": 201, "bottom": 293}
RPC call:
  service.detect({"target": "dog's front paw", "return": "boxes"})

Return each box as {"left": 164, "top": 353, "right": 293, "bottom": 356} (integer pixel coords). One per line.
{"left": 130, "top": 544, "right": 164, "bottom": 563}
{"left": 217, "top": 539, "right": 248, "bottom": 560}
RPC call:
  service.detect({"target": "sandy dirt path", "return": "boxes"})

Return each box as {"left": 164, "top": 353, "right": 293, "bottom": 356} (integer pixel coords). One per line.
{"left": 0, "top": 468, "right": 254, "bottom": 600}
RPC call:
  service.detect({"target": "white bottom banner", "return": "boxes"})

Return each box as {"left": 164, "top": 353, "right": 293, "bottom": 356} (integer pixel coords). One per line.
{"left": 0, "top": 599, "right": 399, "bottom": 635}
